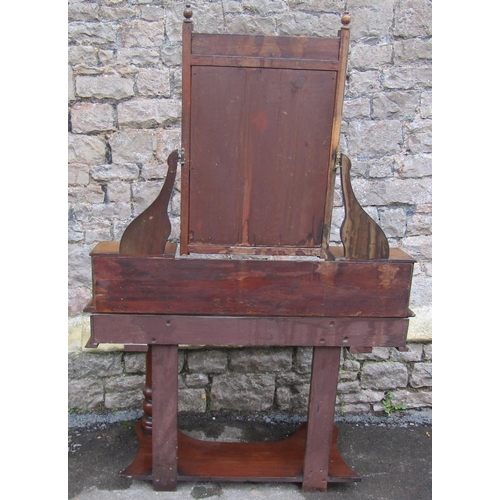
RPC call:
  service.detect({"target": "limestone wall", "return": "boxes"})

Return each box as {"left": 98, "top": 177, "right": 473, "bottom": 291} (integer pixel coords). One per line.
{"left": 68, "top": 0, "right": 432, "bottom": 415}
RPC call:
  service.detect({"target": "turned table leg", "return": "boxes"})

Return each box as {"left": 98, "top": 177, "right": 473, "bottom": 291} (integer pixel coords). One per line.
{"left": 302, "top": 346, "right": 342, "bottom": 492}
{"left": 151, "top": 344, "right": 179, "bottom": 491}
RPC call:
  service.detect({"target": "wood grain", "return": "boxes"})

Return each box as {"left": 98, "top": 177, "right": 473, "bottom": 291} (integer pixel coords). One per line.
{"left": 340, "top": 154, "right": 389, "bottom": 260}
{"left": 303, "top": 346, "right": 341, "bottom": 492}
{"left": 90, "top": 254, "right": 414, "bottom": 317}
{"left": 120, "top": 422, "right": 359, "bottom": 483}
{"left": 90, "top": 315, "right": 409, "bottom": 348}
{"left": 119, "top": 151, "right": 178, "bottom": 255}
{"left": 152, "top": 345, "right": 178, "bottom": 491}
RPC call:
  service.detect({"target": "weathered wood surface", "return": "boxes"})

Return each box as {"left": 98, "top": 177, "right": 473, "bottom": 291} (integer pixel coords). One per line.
{"left": 90, "top": 315, "right": 409, "bottom": 348}
{"left": 119, "top": 151, "right": 178, "bottom": 255}
{"left": 120, "top": 422, "right": 359, "bottom": 483}
{"left": 180, "top": 26, "right": 350, "bottom": 258}
{"left": 191, "top": 33, "right": 341, "bottom": 60}
{"left": 187, "top": 66, "right": 336, "bottom": 252}
{"left": 151, "top": 345, "right": 178, "bottom": 491}
{"left": 89, "top": 249, "right": 414, "bottom": 317}
{"left": 303, "top": 347, "right": 342, "bottom": 492}
{"left": 340, "top": 154, "right": 389, "bottom": 260}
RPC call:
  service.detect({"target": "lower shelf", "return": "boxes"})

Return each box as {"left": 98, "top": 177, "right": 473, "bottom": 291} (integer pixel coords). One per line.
{"left": 120, "top": 421, "right": 360, "bottom": 484}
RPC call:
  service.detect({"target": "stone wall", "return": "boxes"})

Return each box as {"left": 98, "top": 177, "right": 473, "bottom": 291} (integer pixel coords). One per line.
{"left": 68, "top": 0, "right": 432, "bottom": 415}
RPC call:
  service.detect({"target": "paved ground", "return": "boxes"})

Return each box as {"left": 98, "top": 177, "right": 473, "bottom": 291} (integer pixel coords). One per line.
{"left": 69, "top": 410, "right": 431, "bottom": 500}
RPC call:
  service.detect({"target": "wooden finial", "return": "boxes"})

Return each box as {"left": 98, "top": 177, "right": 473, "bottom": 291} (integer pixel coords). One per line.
{"left": 341, "top": 11, "right": 351, "bottom": 28}
{"left": 183, "top": 4, "right": 193, "bottom": 22}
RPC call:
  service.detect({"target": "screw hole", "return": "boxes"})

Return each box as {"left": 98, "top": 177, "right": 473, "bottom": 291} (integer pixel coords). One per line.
{"left": 166, "top": 320, "right": 171, "bottom": 326}
{"left": 342, "top": 337, "right": 349, "bottom": 343}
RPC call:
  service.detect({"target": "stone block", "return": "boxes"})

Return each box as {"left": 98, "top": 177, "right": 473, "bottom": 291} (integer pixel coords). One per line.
{"left": 69, "top": 163, "right": 90, "bottom": 186}
{"left": 100, "top": 6, "right": 137, "bottom": 21}
{"left": 136, "top": 68, "right": 171, "bottom": 97}
{"left": 68, "top": 243, "right": 94, "bottom": 287}
{"left": 404, "top": 119, "right": 432, "bottom": 154}
{"left": 294, "top": 347, "right": 313, "bottom": 374}
{"left": 346, "top": 70, "right": 382, "bottom": 97}
{"left": 339, "top": 370, "right": 358, "bottom": 382}
{"left": 71, "top": 103, "right": 115, "bottom": 133}
{"left": 157, "top": 129, "right": 182, "bottom": 161}
{"left": 342, "top": 359, "right": 361, "bottom": 371}
{"left": 229, "top": 347, "right": 293, "bottom": 373}
{"left": 90, "top": 164, "right": 140, "bottom": 182}
{"left": 124, "top": 353, "right": 146, "bottom": 374}
{"left": 116, "top": 48, "right": 160, "bottom": 66}
{"left": 69, "top": 66, "right": 75, "bottom": 102}
{"left": 120, "top": 20, "right": 164, "bottom": 48}
{"left": 140, "top": 6, "right": 165, "bottom": 21}
{"left": 69, "top": 45, "right": 98, "bottom": 66}
{"left": 68, "top": 3, "right": 100, "bottom": 21}
{"left": 68, "top": 184, "right": 106, "bottom": 204}
{"left": 372, "top": 91, "right": 420, "bottom": 120}
{"left": 104, "top": 375, "right": 144, "bottom": 409}
{"left": 118, "top": 99, "right": 181, "bottom": 128}
{"left": 276, "top": 386, "right": 292, "bottom": 410}
{"left": 349, "top": 4, "right": 395, "bottom": 42}
{"left": 75, "top": 76, "right": 135, "bottom": 100}
{"left": 69, "top": 134, "right": 107, "bottom": 165}
{"left": 341, "top": 389, "right": 385, "bottom": 404}
{"left": 348, "top": 347, "right": 390, "bottom": 362}
{"left": 131, "top": 180, "right": 164, "bottom": 214}
{"left": 68, "top": 287, "right": 92, "bottom": 315}
{"left": 347, "top": 120, "right": 403, "bottom": 156}
{"left": 242, "top": 0, "right": 287, "bottom": 15}
{"left": 188, "top": 349, "right": 228, "bottom": 374}
{"left": 277, "top": 12, "right": 337, "bottom": 37}
{"left": 160, "top": 44, "right": 183, "bottom": 67}
{"left": 210, "top": 373, "right": 275, "bottom": 411}
{"left": 394, "top": 39, "right": 432, "bottom": 63}
{"left": 394, "top": 153, "right": 432, "bottom": 178}
{"left": 343, "top": 97, "right": 371, "bottom": 120}
{"left": 350, "top": 43, "right": 392, "bottom": 69}
{"left": 383, "top": 67, "right": 432, "bottom": 90}
{"left": 179, "top": 389, "right": 207, "bottom": 413}
{"left": 361, "top": 361, "right": 408, "bottom": 390}
{"left": 68, "top": 379, "right": 104, "bottom": 409}
{"left": 402, "top": 235, "right": 432, "bottom": 262}
{"left": 68, "top": 22, "right": 118, "bottom": 47}
{"left": 379, "top": 207, "right": 407, "bottom": 238}
{"left": 420, "top": 91, "right": 431, "bottom": 119}
{"left": 394, "top": 0, "right": 432, "bottom": 38}
{"left": 349, "top": 177, "right": 431, "bottom": 206}
{"left": 185, "top": 373, "right": 209, "bottom": 388}
{"left": 390, "top": 344, "right": 423, "bottom": 362}
{"left": 388, "top": 389, "right": 432, "bottom": 409}
{"left": 337, "top": 380, "right": 361, "bottom": 394}
{"left": 226, "top": 14, "right": 277, "bottom": 35}
{"left": 339, "top": 403, "right": 371, "bottom": 414}
{"left": 84, "top": 219, "right": 113, "bottom": 243}
{"left": 290, "top": 383, "right": 310, "bottom": 411}
{"left": 68, "top": 352, "right": 123, "bottom": 379}
{"left": 407, "top": 213, "right": 432, "bottom": 236}
{"left": 423, "top": 344, "right": 432, "bottom": 361}
{"left": 109, "top": 130, "right": 156, "bottom": 164}
{"left": 410, "top": 362, "right": 432, "bottom": 388}
{"left": 288, "top": 0, "right": 344, "bottom": 13}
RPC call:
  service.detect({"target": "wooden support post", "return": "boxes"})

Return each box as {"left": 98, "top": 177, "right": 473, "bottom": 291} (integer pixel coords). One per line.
{"left": 302, "top": 346, "right": 342, "bottom": 492}
{"left": 152, "top": 344, "right": 178, "bottom": 491}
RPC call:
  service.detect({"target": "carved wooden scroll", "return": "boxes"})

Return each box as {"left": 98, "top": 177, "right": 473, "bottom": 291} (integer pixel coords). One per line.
{"left": 119, "top": 150, "right": 178, "bottom": 255}
{"left": 339, "top": 154, "right": 389, "bottom": 260}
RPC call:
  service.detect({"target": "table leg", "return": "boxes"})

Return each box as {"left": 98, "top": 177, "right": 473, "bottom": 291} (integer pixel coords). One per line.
{"left": 151, "top": 344, "right": 178, "bottom": 491}
{"left": 302, "top": 346, "right": 342, "bottom": 492}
